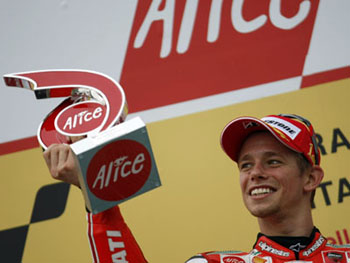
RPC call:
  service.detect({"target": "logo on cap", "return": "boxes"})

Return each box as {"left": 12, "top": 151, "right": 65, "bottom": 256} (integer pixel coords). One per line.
{"left": 243, "top": 121, "right": 260, "bottom": 129}
{"left": 261, "top": 117, "right": 301, "bottom": 140}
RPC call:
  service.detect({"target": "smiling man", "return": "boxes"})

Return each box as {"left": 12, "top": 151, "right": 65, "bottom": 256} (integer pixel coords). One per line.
{"left": 44, "top": 114, "right": 350, "bottom": 263}
{"left": 186, "top": 114, "right": 350, "bottom": 263}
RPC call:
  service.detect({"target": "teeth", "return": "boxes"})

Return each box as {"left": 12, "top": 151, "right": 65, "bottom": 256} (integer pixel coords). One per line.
{"left": 251, "top": 188, "right": 274, "bottom": 196}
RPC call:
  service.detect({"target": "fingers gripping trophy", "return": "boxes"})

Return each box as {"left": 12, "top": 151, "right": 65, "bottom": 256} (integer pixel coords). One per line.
{"left": 4, "top": 70, "right": 161, "bottom": 214}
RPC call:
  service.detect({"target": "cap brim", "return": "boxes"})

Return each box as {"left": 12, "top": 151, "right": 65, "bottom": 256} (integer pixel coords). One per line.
{"left": 220, "top": 116, "right": 300, "bottom": 162}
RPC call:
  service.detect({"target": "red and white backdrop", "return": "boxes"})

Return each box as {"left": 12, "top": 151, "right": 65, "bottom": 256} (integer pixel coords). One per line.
{"left": 0, "top": 1, "right": 349, "bottom": 262}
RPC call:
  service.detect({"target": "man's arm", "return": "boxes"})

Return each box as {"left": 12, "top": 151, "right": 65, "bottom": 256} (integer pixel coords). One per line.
{"left": 43, "top": 144, "right": 148, "bottom": 262}
{"left": 88, "top": 205, "right": 147, "bottom": 262}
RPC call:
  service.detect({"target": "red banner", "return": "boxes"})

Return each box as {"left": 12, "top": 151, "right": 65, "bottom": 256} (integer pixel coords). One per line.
{"left": 121, "top": 0, "right": 319, "bottom": 112}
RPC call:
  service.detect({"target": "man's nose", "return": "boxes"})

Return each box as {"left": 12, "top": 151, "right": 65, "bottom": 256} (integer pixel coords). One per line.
{"left": 249, "top": 163, "right": 266, "bottom": 180}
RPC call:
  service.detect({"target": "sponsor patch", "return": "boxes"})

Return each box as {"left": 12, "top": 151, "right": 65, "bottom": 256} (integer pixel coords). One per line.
{"left": 302, "top": 236, "right": 325, "bottom": 257}
{"left": 261, "top": 117, "right": 301, "bottom": 140}
{"left": 258, "top": 241, "right": 290, "bottom": 257}
{"left": 252, "top": 256, "right": 268, "bottom": 263}
{"left": 221, "top": 255, "right": 246, "bottom": 263}
{"left": 322, "top": 251, "right": 348, "bottom": 263}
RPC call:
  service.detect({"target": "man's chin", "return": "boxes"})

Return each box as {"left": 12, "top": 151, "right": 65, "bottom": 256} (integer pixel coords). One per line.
{"left": 247, "top": 205, "right": 278, "bottom": 218}
{"left": 244, "top": 196, "right": 280, "bottom": 218}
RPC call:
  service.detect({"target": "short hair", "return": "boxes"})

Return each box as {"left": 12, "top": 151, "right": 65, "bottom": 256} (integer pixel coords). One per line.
{"left": 293, "top": 152, "right": 315, "bottom": 204}
{"left": 294, "top": 152, "right": 312, "bottom": 174}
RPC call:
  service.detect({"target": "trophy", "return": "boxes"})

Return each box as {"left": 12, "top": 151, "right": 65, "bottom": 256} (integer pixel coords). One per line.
{"left": 4, "top": 70, "right": 161, "bottom": 214}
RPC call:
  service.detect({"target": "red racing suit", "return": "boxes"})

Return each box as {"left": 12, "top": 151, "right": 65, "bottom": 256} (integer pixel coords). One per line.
{"left": 186, "top": 230, "right": 350, "bottom": 263}
{"left": 87, "top": 206, "right": 147, "bottom": 263}
{"left": 87, "top": 207, "right": 350, "bottom": 263}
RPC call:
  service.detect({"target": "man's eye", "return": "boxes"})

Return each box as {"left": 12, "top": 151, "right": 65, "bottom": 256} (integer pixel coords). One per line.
{"left": 240, "top": 163, "right": 252, "bottom": 170}
{"left": 268, "top": 159, "right": 281, "bottom": 165}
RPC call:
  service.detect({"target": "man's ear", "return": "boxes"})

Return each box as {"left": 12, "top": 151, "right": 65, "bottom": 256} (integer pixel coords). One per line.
{"left": 303, "top": 165, "right": 324, "bottom": 193}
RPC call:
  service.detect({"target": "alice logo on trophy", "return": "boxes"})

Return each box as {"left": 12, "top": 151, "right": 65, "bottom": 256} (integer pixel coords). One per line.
{"left": 55, "top": 101, "right": 106, "bottom": 135}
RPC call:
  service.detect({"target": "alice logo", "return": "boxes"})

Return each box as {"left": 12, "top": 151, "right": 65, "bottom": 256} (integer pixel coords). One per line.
{"left": 86, "top": 139, "right": 152, "bottom": 201}
{"left": 62, "top": 107, "right": 103, "bottom": 131}
{"left": 93, "top": 153, "right": 145, "bottom": 190}
{"left": 135, "top": 0, "right": 312, "bottom": 58}
{"left": 55, "top": 101, "right": 106, "bottom": 136}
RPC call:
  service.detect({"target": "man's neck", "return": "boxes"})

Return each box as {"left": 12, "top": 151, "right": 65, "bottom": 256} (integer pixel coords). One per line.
{"left": 257, "top": 210, "right": 314, "bottom": 237}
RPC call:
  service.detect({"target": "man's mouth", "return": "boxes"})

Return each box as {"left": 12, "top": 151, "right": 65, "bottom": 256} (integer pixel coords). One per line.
{"left": 250, "top": 187, "right": 276, "bottom": 196}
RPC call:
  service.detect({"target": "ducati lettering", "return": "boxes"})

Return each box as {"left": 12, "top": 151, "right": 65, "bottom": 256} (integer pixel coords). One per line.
{"left": 258, "top": 241, "right": 290, "bottom": 257}
{"left": 135, "top": 0, "right": 312, "bottom": 58}
{"left": 107, "top": 230, "right": 128, "bottom": 263}
{"left": 302, "top": 236, "right": 325, "bottom": 256}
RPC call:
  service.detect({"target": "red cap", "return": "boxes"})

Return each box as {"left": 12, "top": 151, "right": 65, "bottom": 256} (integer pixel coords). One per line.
{"left": 220, "top": 114, "right": 320, "bottom": 166}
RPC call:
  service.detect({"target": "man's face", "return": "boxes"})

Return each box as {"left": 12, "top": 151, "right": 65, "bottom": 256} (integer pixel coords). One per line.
{"left": 237, "top": 132, "right": 309, "bottom": 219}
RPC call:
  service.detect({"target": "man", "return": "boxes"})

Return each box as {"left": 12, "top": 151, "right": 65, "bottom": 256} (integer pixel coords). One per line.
{"left": 186, "top": 114, "right": 350, "bottom": 263}
{"left": 44, "top": 114, "right": 349, "bottom": 263}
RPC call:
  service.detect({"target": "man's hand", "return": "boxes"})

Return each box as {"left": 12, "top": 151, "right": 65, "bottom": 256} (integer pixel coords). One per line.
{"left": 43, "top": 144, "right": 81, "bottom": 187}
